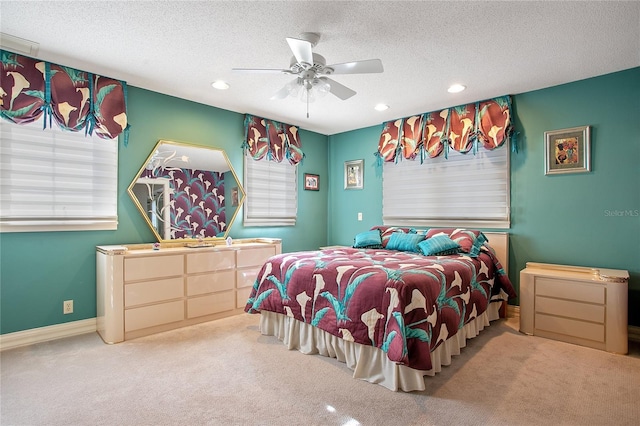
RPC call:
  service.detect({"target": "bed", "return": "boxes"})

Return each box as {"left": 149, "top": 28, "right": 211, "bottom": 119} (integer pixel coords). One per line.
{"left": 244, "top": 227, "right": 517, "bottom": 391}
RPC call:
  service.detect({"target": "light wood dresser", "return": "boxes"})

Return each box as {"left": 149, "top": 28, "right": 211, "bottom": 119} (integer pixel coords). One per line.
{"left": 519, "top": 262, "right": 628, "bottom": 354}
{"left": 96, "top": 238, "right": 281, "bottom": 343}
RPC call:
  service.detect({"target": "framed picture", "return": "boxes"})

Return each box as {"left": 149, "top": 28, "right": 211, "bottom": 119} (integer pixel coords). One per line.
{"left": 344, "top": 159, "right": 364, "bottom": 190}
{"left": 544, "top": 125, "right": 591, "bottom": 175}
{"left": 304, "top": 173, "right": 319, "bottom": 191}
{"left": 231, "top": 187, "right": 239, "bottom": 206}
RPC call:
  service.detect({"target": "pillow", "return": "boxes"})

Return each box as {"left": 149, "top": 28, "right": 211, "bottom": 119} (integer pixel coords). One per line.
{"left": 467, "top": 231, "right": 488, "bottom": 257}
{"left": 425, "top": 228, "right": 487, "bottom": 257}
{"left": 418, "top": 235, "right": 461, "bottom": 256}
{"left": 353, "top": 229, "right": 383, "bottom": 249}
{"left": 370, "top": 226, "right": 417, "bottom": 248}
{"left": 385, "top": 232, "right": 424, "bottom": 252}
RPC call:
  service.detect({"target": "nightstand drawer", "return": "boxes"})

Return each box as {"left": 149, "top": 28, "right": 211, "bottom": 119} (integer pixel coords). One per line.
{"left": 535, "top": 296, "right": 605, "bottom": 323}
{"left": 536, "top": 313, "right": 605, "bottom": 343}
{"left": 536, "top": 277, "right": 604, "bottom": 304}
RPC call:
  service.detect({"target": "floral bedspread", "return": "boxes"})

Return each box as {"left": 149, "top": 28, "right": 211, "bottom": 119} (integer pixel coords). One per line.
{"left": 245, "top": 247, "right": 516, "bottom": 370}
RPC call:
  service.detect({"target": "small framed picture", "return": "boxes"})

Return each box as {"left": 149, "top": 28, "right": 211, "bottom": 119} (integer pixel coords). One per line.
{"left": 344, "top": 159, "right": 364, "bottom": 190}
{"left": 304, "top": 173, "right": 319, "bottom": 191}
{"left": 544, "top": 125, "right": 591, "bottom": 175}
{"left": 231, "top": 187, "right": 239, "bottom": 206}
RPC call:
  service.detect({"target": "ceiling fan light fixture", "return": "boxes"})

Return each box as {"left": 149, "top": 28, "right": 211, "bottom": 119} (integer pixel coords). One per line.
{"left": 447, "top": 84, "right": 466, "bottom": 93}
{"left": 285, "top": 79, "right": 301, "bottom": 97}
{"left": 374, "top": 103, "right": 389, "bottom": 111}
{"left": 211, "top": 80, "right": 230, "bottom": 90}
{"left": 315, "top": 79, "right": 330, "bottom": 97}
{"left": 300, "top": 85, "right": 317, "bottom": 103}
{"left": 236, "top": 32, "right": 383, "bottom": 116}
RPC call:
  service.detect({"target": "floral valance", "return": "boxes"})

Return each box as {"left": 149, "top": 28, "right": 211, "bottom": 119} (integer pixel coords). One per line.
{"left": 242, "top": 114, "right": 304, "bottom": 165}
{"left": 0, "top": 50, "right": 129, "bottom": 144}
{"left": 376, "top": 95, "right": 513, "bottom": 163}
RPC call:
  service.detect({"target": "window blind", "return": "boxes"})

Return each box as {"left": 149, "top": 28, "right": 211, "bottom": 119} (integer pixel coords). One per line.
{"left": 382, "top": 144, "right": 510, "bottom": 228}
{"left": 0, "top": 120, "right": 118, "bottom": 232}
{"left": 244, "top": 154, "right": 297, "bottom": 226}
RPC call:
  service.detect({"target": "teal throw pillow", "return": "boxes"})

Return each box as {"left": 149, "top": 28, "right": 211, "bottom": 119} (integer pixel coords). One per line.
{"left": 418, "top": 235, "right": 461, "bottom": 256}
{"left": 468, "top": 232, "right": 488, "bottom": 257}
{"left": 425, "top": 228, "right": 487, "bottom": 257}
{"left": 353, "top": 229, "right": 383, "bottom": 249}
{"left": 386, "top": 232, "right": 424, "bottom": 252}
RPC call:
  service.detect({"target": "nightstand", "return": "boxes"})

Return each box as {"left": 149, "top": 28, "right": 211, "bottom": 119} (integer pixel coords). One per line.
{"left": 519, "top": 262, "right": 628, "bottom": 354}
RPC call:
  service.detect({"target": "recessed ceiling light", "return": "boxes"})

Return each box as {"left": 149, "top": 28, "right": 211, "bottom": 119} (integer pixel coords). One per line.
{"left": 211, "top": 80, "right": 230, "bottom": 90}
{"left": 447, "top": 84, "right": 466, "bottom": 93}
{"left": 374, "top": 103, "right": 389, "bottom": 111}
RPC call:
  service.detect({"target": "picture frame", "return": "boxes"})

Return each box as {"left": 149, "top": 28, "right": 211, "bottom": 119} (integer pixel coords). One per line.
{"left": 304, "top": 173, "right": 319, "bottom": 191}
{"left": 544, "top": 125, "right": 591, "bottom": 175}
{"left": 344, "top": 159, "right": 364, "bottom": 190}
{"left": 231, "top": 187, "right": 239, "bottom": 206}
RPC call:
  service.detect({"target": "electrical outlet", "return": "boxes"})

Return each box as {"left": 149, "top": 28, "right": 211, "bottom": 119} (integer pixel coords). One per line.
{"left": 63, "top": 300, "right": 73, "bottom": 314}
{"left": 357, "top": 212, "right": 363, "bottom": 221}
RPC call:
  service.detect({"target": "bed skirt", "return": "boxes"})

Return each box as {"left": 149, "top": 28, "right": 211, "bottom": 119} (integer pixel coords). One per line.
{"left": 258, "top": 302, "right": 501, "bottom": 392}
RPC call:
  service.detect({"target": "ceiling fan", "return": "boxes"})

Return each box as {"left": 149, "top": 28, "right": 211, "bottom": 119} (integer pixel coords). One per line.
{"left": 232, "top": 32, "right": 384, "bottom": 117}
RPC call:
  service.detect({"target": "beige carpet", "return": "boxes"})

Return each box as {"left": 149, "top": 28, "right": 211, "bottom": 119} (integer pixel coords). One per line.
{"left": 1, "top": 313, "right": 639, "bottom": 426}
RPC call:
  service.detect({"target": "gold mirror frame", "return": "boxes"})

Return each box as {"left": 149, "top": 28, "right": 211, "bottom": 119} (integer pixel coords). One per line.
{"left": 128, "top": 140, "right": 245, "bottom": 242}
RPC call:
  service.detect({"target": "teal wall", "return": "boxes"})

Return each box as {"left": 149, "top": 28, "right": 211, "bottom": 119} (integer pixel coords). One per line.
{"left": 327, "top": 67, "right": 640, "bottom": 325}
{"left": 327, "top": 125, "right": 384, "bottom": 241}
{"left": 0, "top": 87, "right": 329, "bottom": 334}
{"left": 2, "top": 68, "right": 638, "bottom": 334}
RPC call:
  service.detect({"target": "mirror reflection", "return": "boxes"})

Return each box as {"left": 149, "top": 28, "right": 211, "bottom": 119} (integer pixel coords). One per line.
{"left": 128, "top": 140, "right": 244, "bottom": 242}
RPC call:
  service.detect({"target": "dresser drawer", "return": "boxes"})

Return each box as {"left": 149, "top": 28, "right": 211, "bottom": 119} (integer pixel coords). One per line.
{"left": 187, "top": 270, "right": 235, "bottom": 296}
{"left": 125, "top": 300, "right": 184, "bottom": 332}
{"left": 124, "top": 255, "right": 183, "bottom": 281}
{"left": 535, "top": 296, "right": 605, "bottom": 323}
{"left": 125, "top": 277, "right": 183, "bottom": 308}
{"left": 536, "top": 313, "right": 605, "bottom": 343}
{"left": 237, "top": 267, "right": 261, "bottom": 289}
{"left": 535, "top": 277, "right": 605, "bottom": 304}
{"left": 186, "top": 251, "right": 235, "bottom": 274}
{"left": 187, "top": 291, "right": 235, "bottom": 318}
{"left": 237, "top": 287, "right": 252, "bottom": 309}
{"left": 236, "top": 247, "right": 275, "bottom": 268}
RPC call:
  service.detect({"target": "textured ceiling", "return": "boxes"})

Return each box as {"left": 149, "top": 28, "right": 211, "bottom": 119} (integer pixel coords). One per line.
{"left": 2, "top": 1, "right": 639, "bottom": 135}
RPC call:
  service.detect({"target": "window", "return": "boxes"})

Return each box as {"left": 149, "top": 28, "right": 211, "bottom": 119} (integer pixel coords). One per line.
{"left": 243, "top": 154, "right": 297, "bottom": 226}
{"left": 382, "top": 144, "right": 510, "bottom": 228}
{"left": 0, "top": 119, "right": 118, "bottom": 232}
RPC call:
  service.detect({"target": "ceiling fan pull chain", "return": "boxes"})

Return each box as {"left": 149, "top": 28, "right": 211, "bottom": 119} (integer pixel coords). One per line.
{"left": 306, "top": 88, "right": 310, "bottom": 118}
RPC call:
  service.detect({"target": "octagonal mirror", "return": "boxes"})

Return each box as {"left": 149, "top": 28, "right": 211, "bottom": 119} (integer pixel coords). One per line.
{"left": 128, "top": 140, "right": 245, "bottom": 242}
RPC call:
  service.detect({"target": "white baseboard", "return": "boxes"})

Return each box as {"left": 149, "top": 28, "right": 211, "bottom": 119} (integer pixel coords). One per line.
{"left": 1, "top": 313, "right": 638, "bottom": 349}
{"left": 0, "top": 318, "right": 97, "bottom": 351}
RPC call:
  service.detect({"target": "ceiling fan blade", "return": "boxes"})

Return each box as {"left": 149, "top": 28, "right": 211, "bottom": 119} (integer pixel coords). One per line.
{"left": 270, "top": 78, "right": 298, "bottom": 100}
{"left": 325, "top": 59, "right": 384, "bottom": 75}
{"left": 321, "top": 77, "right": 356, "bottom": 100}
{"left": 232, "top": 68, "right": 290, "bottom": 74}
{"left": 286, "top": 37, "right": 313, "bottom": 66}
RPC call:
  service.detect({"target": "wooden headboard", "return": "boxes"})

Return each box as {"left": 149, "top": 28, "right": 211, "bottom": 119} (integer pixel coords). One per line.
{"left": 484, "top": 232, "right": 509, "bottom": 275}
